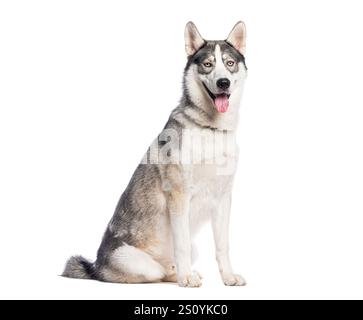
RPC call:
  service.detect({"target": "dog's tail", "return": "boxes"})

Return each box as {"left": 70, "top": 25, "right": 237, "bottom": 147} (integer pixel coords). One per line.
{"left": 62, "top": 255, "right": 96, "bottom": 280}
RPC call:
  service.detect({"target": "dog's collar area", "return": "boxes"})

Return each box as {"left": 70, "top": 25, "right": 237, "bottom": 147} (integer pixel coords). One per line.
{"left": 202, "top": 82, "right": 230, "bottom": 101}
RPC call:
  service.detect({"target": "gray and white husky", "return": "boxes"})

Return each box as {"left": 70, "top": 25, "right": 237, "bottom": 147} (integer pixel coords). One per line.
{"left": 63, "top": 21, "right": 248, "bottom": 287}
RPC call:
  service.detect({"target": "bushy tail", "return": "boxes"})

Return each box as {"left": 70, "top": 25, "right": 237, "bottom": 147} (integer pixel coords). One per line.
{"left": 62, "top": 255, "right": 96, "bottom": 280}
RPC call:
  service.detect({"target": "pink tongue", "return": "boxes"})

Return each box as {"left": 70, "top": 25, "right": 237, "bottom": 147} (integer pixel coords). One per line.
{"left": 214, "top": 94, "right": 229, "bottom": 113}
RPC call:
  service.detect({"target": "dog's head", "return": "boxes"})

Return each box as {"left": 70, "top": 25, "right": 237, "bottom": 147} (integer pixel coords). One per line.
{"left": 184, "top": 21, "right": 247, "bottom": 113}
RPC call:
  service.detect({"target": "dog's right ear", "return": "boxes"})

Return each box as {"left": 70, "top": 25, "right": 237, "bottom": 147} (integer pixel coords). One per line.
{"left": 185, "top": 22, "right": 205, "bottom": 57}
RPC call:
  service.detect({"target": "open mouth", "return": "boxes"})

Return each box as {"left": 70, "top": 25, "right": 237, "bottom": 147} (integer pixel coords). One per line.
{"left": 202, "top": 83, "right": 230, "bottom": 113}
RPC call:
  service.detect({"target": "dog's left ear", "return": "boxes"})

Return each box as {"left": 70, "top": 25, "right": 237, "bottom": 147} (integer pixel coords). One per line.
{"left": 226, "top": 21, "right": 246, "bottom": 55}
{"left": 185, "top": 22, "right": 205, "bottom": 57}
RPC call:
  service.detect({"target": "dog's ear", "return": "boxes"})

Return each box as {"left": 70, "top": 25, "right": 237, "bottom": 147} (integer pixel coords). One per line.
{"left": 185, "top": 22, "right": 205, "bottom": 57}
{"left": 226, "top": 21, "right": 246, "bottom": 55}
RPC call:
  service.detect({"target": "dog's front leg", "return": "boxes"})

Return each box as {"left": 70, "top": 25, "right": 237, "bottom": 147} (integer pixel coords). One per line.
{"left": 212, "top": 194, "right": 246, "bottom": 286}
{"left": 169, "top": 192, "right": 202, "bottom": 287}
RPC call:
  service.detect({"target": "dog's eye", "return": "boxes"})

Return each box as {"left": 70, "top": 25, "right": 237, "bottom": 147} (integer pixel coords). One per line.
{"left": 226, "top": 60, "right": 235, "bottom": 67}
{"left": 203, "top": 62, "right": 212, "bottom": 68}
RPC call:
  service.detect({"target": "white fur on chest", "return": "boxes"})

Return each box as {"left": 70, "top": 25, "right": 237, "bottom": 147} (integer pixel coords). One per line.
{"left": 181, "top": 126, "right": 239, "bottom": 178}
{"left": 181, "top": 127, "right": 238, "bottom": 233}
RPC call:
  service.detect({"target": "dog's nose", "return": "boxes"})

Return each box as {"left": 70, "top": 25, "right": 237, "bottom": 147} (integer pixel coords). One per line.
{"left": 216, "top": 78, "right": 230, "bottom": 90}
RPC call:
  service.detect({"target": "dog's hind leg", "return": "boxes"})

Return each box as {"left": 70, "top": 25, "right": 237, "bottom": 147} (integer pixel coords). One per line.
{"left": 100, "top": 244, "right": 166, "bottom": 283}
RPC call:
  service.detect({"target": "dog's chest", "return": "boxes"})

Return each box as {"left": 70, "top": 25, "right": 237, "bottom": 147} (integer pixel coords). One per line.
{"left": 189, "top": 164, "right": 235, "bottom": 202}
{"left": 182, "top": 127, "right": 238, "bottom": 184}
{"left": 187, "top": 164, "right": 235, "bottom": 233}
{"left": 182, "top": 127, "right": 238, "bottom": 205}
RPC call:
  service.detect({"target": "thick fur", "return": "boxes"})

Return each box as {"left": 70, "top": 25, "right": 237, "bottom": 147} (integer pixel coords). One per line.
{"left": 62, "top": 256, "right": 96, "bottom": 280}
{"left": 63, "top": 21, "right": 248, "bottom": 287}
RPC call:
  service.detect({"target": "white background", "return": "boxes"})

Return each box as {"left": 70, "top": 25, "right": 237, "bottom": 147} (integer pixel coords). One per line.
{"left": 1, "top": 0, "right": 363, "bottom": 300}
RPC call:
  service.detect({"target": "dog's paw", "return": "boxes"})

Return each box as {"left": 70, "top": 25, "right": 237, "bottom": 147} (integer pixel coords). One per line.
{"left": 222, "top": 273, "right": 246, "bottom": 286}
{"left": 178, "top": 271, "right": 202, "bottom": 288}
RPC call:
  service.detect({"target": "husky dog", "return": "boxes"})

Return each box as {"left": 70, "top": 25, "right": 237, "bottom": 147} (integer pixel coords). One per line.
{"left": 63, "top": 21, "right": 248, "bottom": 287}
